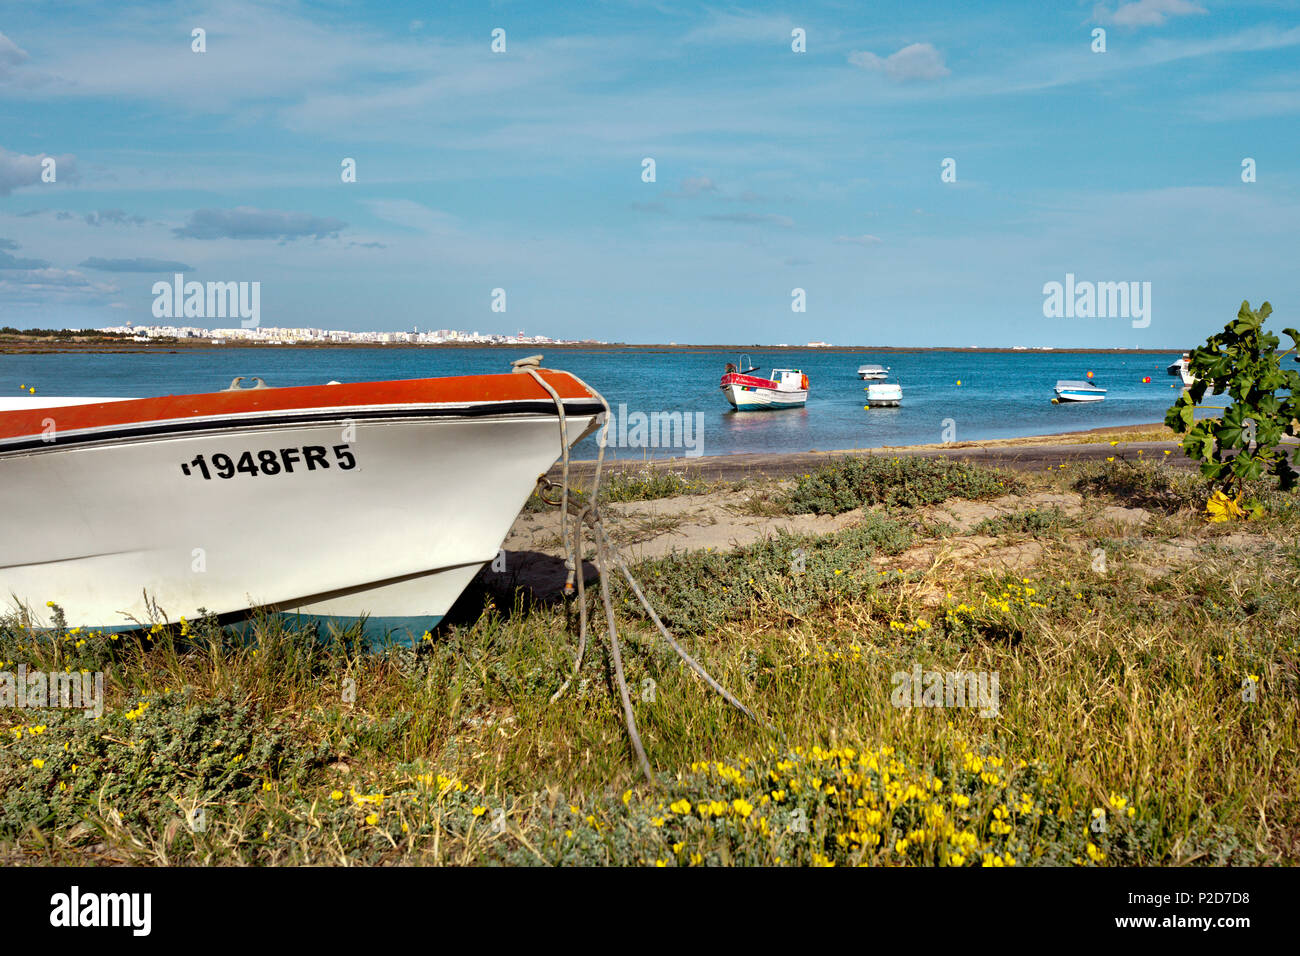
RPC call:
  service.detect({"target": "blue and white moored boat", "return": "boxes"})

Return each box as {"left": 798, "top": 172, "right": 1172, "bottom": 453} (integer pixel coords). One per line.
{"left": 1054, "top": 380, "right": 1106, "bottom": 403}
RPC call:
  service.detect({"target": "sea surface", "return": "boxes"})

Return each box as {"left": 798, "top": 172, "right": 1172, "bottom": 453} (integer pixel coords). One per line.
{"left": 3, "top": 347, "right": 1199, "bottom": 460}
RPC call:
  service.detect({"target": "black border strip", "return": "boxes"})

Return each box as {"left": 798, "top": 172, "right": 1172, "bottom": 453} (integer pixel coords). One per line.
{"left": 0, "top": 399, "right": 606, "bottom": 454}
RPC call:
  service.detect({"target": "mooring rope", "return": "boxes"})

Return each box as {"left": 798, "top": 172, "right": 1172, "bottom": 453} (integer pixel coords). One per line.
{"left": 523, "top": 361, "right": 767, "bottom": 784}
{"left": 597, "top": 524, "right": 772, "bottom": 732}
{"left": 547, "top": 504, "right": 589, "bottom": 704}
{"left": 517, "top": 360, "right": 572, "bottom": 593}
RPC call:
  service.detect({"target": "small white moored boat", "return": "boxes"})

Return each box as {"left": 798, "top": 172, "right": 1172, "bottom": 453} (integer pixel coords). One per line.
{"left": 1054, "top": 380, "right": 1106, "bottom": 403}
{"left": 1167, "top": 353, "right": 1195, "bottom": 387}
{"left": 864, "top": 382, "right": 903, "bottom": 407}
{"left": 857, "top": 363, "right": 890, "bottom": 380}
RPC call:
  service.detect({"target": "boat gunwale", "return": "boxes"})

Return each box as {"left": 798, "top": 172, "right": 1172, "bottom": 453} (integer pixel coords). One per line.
{"left": 0, "top": 397, "right": 606, "bottom": 454}
{"left": 0, "top": 369, "right": 601, "bottom": 447}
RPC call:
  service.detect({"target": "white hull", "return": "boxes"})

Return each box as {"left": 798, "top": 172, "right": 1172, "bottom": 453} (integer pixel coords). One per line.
{"left": 1055, "top": 390, "right": 1105, "bottom": 402}
{"left": 1, "top": 401, "right": 600, "bottom": 641}
{"left": 864, "top": 383, "right": 903, "bottom": 407}
{"left": 722, "top": 383, "right": 808, "bottom": 410}
{"left": 1167, "top": 357, "right": 1195, "bottom": 387}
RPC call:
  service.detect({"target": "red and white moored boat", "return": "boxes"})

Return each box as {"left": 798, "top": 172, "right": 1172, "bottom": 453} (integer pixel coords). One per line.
{"left": 719, "top": 356, "right": 810, "bottom": 411}
{"left": 0, "top": 365, "right": 605, "bottom": 643}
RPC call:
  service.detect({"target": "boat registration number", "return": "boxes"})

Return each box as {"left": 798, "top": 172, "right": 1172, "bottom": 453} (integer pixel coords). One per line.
{"left": 180, "top": 444, "right": 357, "bottom": 479}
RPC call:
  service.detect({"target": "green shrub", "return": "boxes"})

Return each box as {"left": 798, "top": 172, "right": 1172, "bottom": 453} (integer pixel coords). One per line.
{"left": 1072, "top": 458, "right": 1212, "bottom": 514}
{"left": 784, "top": 456, "right": 1018, "bottom": 515}
{"left": 599, "top": 468, "right": 709, "bottom": 503}
{"left": 974, "top": 506, "right": 1077, "bottom": 537}
{"left": 1, "top": 692, "right": 329, "bottom": 837}
{"left": 1167, "top": 300, "right": 1300, "bottom": 492}
{"left": 620, "top": 515, "right": 912, "bottom": 635}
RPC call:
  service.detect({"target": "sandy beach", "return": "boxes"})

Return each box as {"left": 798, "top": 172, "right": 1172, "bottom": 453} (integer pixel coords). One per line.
{"left": 508, "top": 425, "right": 1297, "bottom": 601}
{"left": 551, "top": 422, "right": 1190, "bottom": 484}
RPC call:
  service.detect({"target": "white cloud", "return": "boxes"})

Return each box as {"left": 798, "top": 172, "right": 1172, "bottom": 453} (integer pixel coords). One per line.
{"left": 683, "top": 12, "right": 796, "bottom": 44}
{"left": 848, "top": 43, "right": 950, "bottom": 82}
{"left": 668, "top": 177, "right": 718, "bottom": 198}
{"left": 0, "top": 267, "right": 118, "bottom": 305}
{"left": 0, "top": 31, "right": 27, "bottom": 71}
{"left": 362, "top": 200, "right": 457, "bottom": 234}
{"left": 704, "top": 212, "right": 794, "bottom": 228}
{"left": 173, "top": 207, "right": 347, "bottom": 240}
{"left": 80, "top": 257, "right": 194, "bottom": 273}
{"left": 1093, "top": 0, "right": 1208, "bottom": 28}
{"left": 0, "top": 146, "right": 76, "bottom": 195}
{"left": 835, "top": 234, "right": 883, "bottom": 246}
{"left": 0, "top": 248, "right": 50, "bottom": 269}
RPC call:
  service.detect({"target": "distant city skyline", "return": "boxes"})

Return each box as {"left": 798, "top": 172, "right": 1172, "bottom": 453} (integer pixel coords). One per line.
{"left": 95, "top": 321, "right": 603, "bottom": 346}
{"left": 1, "top": 1, "right": 1297, "bottom": 347}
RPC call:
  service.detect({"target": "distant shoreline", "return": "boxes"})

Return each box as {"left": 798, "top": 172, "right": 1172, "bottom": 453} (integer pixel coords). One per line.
{"left": 1, "top": 337, "right": 1193, "bottom": 356}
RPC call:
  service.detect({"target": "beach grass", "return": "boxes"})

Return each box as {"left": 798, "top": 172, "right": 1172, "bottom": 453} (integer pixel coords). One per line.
{"left": 783, "top": 455, "right": 1021, "bottom": 514}
{"left": 2, "top": 454, "right": 1297, "bottom": 866}
{"left": 523, "top": 465, "right": 716, "bottom": 513}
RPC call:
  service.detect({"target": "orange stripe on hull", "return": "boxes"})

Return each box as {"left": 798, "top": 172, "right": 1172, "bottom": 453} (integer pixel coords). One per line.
{"left": 0, "top": 369, "right": 597, "bottom": 442}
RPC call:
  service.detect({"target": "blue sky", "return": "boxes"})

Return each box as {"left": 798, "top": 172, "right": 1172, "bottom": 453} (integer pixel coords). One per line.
{"left": 1, "top": 0, "right": 1298, "bottom": 346}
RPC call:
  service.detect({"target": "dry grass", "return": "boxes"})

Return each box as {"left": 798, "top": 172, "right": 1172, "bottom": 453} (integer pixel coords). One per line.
{"left": 2, "top": 458, "right": 1296, "bottom": 865}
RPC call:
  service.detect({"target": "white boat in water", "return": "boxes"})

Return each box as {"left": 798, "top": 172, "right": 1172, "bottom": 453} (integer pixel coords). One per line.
{"left": 0, "top": 366, "right": 605, "bottom": 643}
{"left": 864, "top": 382, "right": 903, "bottom": 407}
{"left": 719, "top": 356, "right": 809, "bottom": 410}
{"left": 857, "top": 363, "right": 890, "bottom": 380}
{"left": 1054, "top": 380, "right": 1106, "bottom": 403}
{"left": 1167, "top": 353, "right": 1195, "bottom": 387}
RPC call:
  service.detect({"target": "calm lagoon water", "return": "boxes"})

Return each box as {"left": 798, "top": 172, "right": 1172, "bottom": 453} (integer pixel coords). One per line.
{"left": 3, "top": 347, "right": 1195, "bottom": 459}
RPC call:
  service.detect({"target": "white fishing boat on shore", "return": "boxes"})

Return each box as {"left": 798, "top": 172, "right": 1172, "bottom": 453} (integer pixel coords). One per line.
{"left": 0, "top": 363, "right": 605, "bottom": 643}
{"left": 1053, "top": 380, "right": 1107, "bottom": 403}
